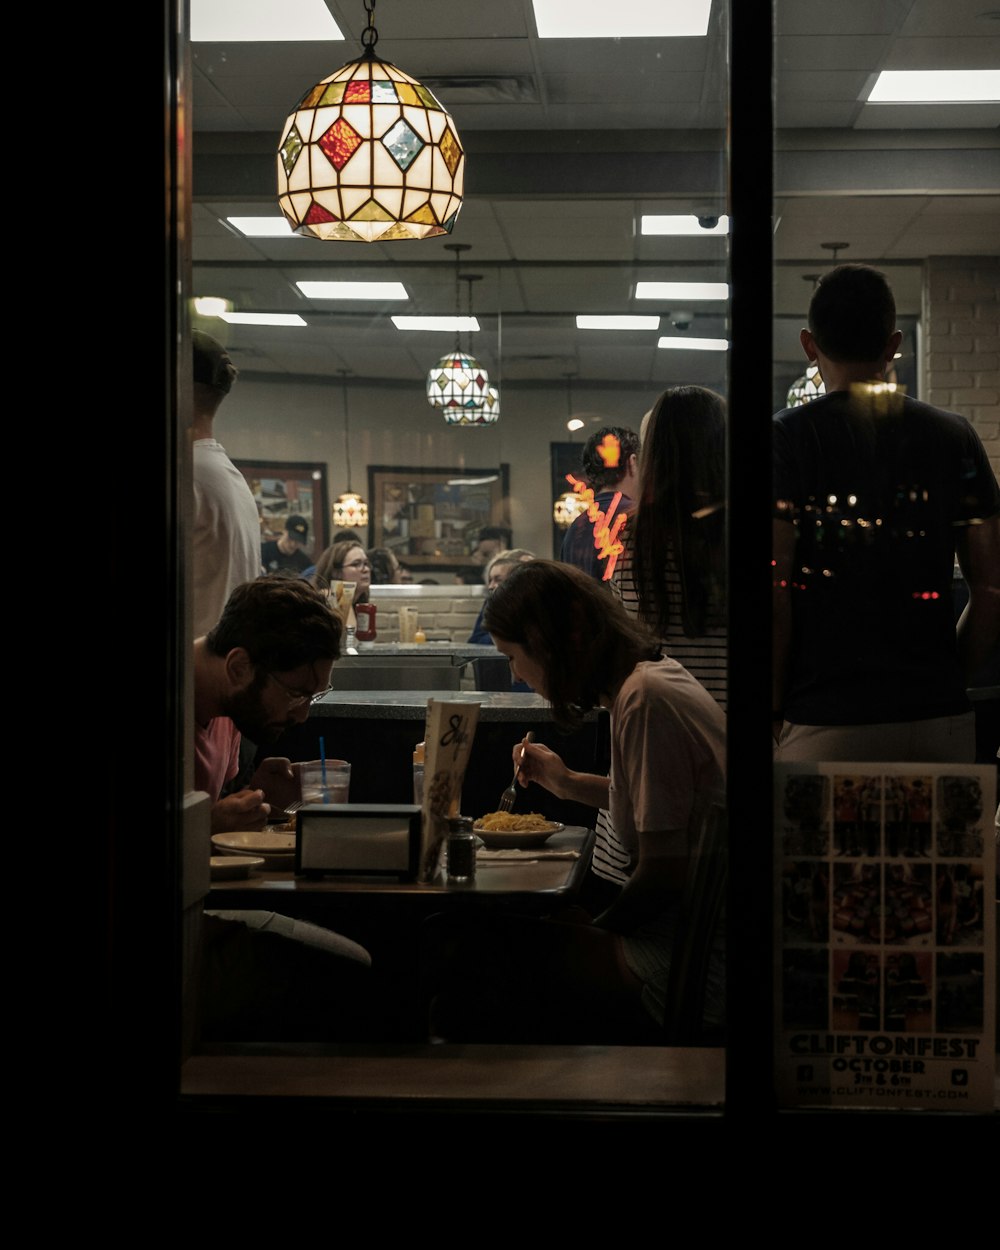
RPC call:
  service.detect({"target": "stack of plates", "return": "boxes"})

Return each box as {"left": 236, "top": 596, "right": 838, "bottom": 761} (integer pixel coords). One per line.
{"left": 211, "top": 830, "right": 295, "bottom": 870}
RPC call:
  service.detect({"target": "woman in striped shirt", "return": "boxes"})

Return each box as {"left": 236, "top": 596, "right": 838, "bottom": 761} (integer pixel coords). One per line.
{"left": 594, "top": 386, "right": 728, "bottom": 892}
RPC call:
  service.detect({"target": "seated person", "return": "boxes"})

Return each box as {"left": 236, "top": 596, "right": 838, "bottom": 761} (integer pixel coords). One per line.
{"left": 468, "top": 548, "right": 535, "bottom": 691}
{"left": 310, "top": 540, "right": 372, "bottom": 632}
{"left": 193, "top": 574, "right": 372, "bottom": 1040}
{"left": 424, "top": 560, "right": 727, "bottom": 1045}
{"left": 194, "top": 574, "right": 341, "bottom": 831}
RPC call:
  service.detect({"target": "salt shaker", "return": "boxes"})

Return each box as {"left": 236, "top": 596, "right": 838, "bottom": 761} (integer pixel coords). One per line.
{"left": 447, "top": 815, "right": 477, "bottom": 881}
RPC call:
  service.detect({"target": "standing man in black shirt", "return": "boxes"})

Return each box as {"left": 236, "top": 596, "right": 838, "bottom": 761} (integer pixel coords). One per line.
{"left": 772, "top": 264, "right": 999, "bottom": 762}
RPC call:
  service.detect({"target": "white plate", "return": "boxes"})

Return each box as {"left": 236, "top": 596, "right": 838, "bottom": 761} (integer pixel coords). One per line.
{"left": 473, "top": 821, "right": 564, "bottom": 850}
{"left": 211, "top": 831, "right": 296, "bottom": 856}
{"left": 210, "top": 855, "right": 265, "bottom": 880}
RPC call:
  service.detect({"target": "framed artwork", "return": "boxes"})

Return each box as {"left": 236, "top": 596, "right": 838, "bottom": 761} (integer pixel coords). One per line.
{"left": 369, "top": 463, "right": 510, "bottom": 577}
{"left": 234, "top": 459, "right": 329, "bottom": 558}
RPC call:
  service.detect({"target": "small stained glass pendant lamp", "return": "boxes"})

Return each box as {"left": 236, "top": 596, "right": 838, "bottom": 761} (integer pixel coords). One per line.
{"left": 331, "top": 371, "right": 370, "bottom": 530}
{"left": 553, "top": 490, "right": 588, "bottom": 528}
{"left": 427, "top": 245, "right": 492, "bottom": 418}
{"left": 277, "top": 0, "right": 465, "bottom": 242}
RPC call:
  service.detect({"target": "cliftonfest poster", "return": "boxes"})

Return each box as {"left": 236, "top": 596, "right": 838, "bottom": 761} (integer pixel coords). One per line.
{"left": 774, "top": 762, "right": 995, "bottom": 1112}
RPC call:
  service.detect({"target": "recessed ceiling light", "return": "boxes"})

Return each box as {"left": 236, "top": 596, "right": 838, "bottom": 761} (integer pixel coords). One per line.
{"left": 576, "top": 315, "right": 660, "bottom": 330}
{"left": 218, "top": 312, "right": 307, "bottom": 327}
{"left": 297, "top": 281, "right": 409, "bottom": 300}
{"left": 641, "top": 215, "right": 730, "bottom": 236}
{"left": 636, "top": 282, "right": 729, "bottom": 300}
{"left": 226, "top": 216, "right": 294, "bottom": 237}
{"left": 567, "top": 418, "right": 585, "bottom": 432}
{"left": 657, "top": 335, "right": 728, "bottom": 352}
{"left": 392, "top": 316, "right": 480, "bottom": 332}
{"left": 191, "top": 0, "right": 343, "bottom": 42}
{"left": 866, "top": 70, "right": 1000, "bottom": 103}
{"left": 532, "top": 0, "right": 711, "bottom": 38}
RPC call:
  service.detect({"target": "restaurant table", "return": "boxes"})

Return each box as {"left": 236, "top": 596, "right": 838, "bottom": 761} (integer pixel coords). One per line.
{"left": 208, "top": 826, "right": 595, "bottom": 917}
{"left": 207, "top": 827, "right": 596, "bottom": 1042}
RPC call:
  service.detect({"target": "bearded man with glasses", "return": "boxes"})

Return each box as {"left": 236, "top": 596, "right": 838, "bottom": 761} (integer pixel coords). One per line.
{"left": 194, "top": 575, "right": 341, "bottom": 832}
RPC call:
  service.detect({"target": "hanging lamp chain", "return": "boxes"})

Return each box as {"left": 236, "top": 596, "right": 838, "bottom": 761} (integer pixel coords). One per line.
{"left": 362, "top": 0, "right": 379, "bottom": 54}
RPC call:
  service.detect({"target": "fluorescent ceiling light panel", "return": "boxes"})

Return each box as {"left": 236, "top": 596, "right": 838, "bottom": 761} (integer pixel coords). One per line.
{"left": 636, "top": 282, "right": 729, "bottom": 300}
{"left": 449, "top": 476, "right": 499, "bottom": 486}
{"left": 532, "top": 0, "right": 710, "bottom": 38}
{"left": 227, "top": 216, "right": 294, "bottom": 238}
{"left": 194, "top": 296, "right": 231, "bottom": 316}
{"left": 392, "top": 316, "right": 480, "bottom": 332}
{"left": 191, "top": 0, "right": 343, "bottom": 42}
{"left": 641, "top": 214, "right": 730, "bottom": 236}
{"left": 297, "top": 281, "right": 409, "bottom": 300}
{"left": 657, "top": 335, "right": 728, "bottom": 352}
{"left": 576, "top": 315, "right": 660, "bottom": 330}
{"left": 218, "top": 312, "right": 307, "bottom": 327}
{"left": 867, "top": 70, "right": 1000, "bottom": 103}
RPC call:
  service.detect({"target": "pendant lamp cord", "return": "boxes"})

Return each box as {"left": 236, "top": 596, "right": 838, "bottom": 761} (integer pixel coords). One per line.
{"left": 340, "top": 370, "right": 353, "bottom": 492}
{"left": 455, "top": 248, "right": 462, "bottom": 355}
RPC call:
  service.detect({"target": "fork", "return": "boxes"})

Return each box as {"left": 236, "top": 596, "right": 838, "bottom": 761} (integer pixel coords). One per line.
{"left": 498, "top": 731, "right": 533, "bottom": 812}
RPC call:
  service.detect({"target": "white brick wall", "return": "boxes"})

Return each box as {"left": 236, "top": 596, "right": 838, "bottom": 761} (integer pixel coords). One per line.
{"left": 366, "top": 585, "right": 485, "bottom": 644}
{"left": 923, "top": 256, "right": 1000, "bottom": 483}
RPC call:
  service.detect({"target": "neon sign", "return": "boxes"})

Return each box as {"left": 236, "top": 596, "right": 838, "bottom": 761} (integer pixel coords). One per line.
{"left": 596, "top": 433, "right": 621, "bottom": 469}
{"left": 564, "top": 473, "right": 627, "bottom": 580}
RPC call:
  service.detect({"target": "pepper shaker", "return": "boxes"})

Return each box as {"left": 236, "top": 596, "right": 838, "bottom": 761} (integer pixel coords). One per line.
{"left": 447, "top": 815, "right": 477, "bottom": 881}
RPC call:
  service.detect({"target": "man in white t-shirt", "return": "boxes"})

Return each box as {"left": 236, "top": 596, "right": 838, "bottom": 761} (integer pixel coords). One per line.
{"left": 191, "top": 330, "right": 262, "bottom": 637}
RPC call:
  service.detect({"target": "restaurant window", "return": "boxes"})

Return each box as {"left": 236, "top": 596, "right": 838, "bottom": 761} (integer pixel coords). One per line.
{"left": 146, "top": 0, "right": 997, "bottom": 1119}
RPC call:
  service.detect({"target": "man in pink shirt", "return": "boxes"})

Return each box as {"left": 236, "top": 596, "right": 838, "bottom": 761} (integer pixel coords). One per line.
{"left": 194, "top": 575, "right": 342, "bottom": 831}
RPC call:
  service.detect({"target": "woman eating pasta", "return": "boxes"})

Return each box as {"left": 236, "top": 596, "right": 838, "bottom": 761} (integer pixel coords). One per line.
{"left": 422, "top": 559, "right": 726, "bottom": 1045}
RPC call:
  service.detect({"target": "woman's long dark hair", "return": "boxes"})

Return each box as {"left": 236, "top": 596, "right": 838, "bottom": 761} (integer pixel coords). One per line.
{"left": 483, "top": 559, "right": 658, "bottom": 730}
{"left": 631, "top": 386, "right": 726, "bottom": 638}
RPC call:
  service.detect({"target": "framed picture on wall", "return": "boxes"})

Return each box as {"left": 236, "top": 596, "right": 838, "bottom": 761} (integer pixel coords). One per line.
{"left": 234, "top": 459, "right": 329, "bottom": 559}
{"left": 368, "top": 463, "right": 510, "bottom": 578}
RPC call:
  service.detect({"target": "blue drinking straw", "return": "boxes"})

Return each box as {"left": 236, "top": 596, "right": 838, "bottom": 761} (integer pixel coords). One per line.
{"left": 319, "top": 737, "right": 329, "bottom": 802}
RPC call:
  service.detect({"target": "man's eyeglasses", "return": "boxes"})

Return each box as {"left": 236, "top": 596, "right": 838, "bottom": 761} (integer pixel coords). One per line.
{"left": 265, "top": 671, "right": 333, "bottom": 707}
{"left": 339, "top": 559, "right": 372, "bottom": 571}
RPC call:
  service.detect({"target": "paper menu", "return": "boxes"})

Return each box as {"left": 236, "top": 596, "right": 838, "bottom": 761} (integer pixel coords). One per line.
{"left": 774, "top": 761, "right": 995, "bottom": 1113}
{"left": 418, "top": 698, "right": 481, "bottom": 881}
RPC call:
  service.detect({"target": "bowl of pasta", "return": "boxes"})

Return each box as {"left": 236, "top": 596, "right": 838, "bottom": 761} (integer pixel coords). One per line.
{"left": 473, "top": 811, "right": 564, "bottom": 849}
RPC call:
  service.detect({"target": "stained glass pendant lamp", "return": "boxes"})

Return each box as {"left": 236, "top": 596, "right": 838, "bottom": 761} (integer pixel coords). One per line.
{"left": 331, "top": 371, "right": 370, "bottom": 530}
{"left": 427, "top": 245, "right": 492, "bottom": 419}
{"left": 553, "top": 372, "right": 588, "bottom": 526}
{"left": 786, "top": 363, "right": 825, "bottom": 407}
{"left": 277, "top": 0, "right": 465, "bottom": 242}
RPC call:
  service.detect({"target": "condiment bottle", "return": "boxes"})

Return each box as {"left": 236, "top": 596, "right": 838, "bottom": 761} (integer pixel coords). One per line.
{"left": 355, "top": 601, "right": 377, "bottom": 642}
{"left": 447, "top": 815, "right": 477, "bottom": 881}
{"left": 412, "top": 740, "right": 425, "bottom": 805}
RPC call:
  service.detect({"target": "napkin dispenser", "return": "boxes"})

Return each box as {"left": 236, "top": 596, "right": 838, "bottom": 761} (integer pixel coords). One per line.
{"left": 295, "top": 803, "right": 421, "bottom": 880}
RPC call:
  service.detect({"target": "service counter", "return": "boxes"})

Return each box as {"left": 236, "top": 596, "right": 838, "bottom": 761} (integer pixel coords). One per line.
{"left": 331, "top": 641, "right": 507, "bottom": 692}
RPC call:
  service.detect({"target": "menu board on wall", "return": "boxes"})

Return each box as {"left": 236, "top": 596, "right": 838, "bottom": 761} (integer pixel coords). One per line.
{"left": 774, "top": 762, "right": 995, "bottom": 1113}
